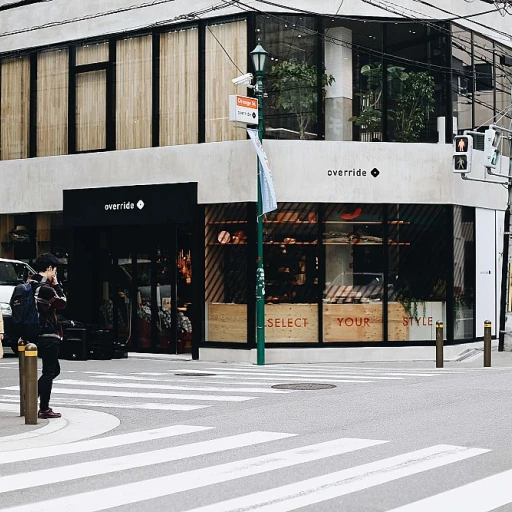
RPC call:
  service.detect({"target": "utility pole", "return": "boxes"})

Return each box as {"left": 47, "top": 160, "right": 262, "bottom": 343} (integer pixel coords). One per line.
{"left": 457, "top": 54, "right": 512, "bottom": 351}
{"left": 498, "top": 58, "right": 512, "bottom": 351}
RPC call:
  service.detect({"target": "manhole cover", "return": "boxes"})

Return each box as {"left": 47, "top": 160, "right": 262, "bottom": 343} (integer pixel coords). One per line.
{"left": 174, "top": 373, "right": 216, "bottom": 377}
{"left": 271, "top": 383, "right": 336, "bottom": 390}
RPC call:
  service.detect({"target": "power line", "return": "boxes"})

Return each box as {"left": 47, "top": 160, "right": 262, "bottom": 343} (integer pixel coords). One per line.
{"left": 243, "top": 0, "right": 512, "bottom": 86}
{"left": 363, "top": 0, "right": 512, "bottom": 79}
{"left": 232, "top": 0, "right": 511, "bottom": 120}
{"left": 206, "top": 24, "right": 245, "bottom": 74}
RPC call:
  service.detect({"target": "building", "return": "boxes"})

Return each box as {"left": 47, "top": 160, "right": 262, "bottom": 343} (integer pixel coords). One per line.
{"left": 0, "top": 0, "right": 511, "bottom": 362}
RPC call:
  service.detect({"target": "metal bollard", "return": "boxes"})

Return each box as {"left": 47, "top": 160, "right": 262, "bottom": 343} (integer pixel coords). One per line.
{"left": 18, "top": 339, "right": 27, "bottom": 417}
{"left": 484, "top": 320, "right": 492, "bottom": 368}
{"left": 436, "top": 321, "right": 444, "bottom": 368}
{"left": 24, "top": 343, "right": 38, "bottom": 425}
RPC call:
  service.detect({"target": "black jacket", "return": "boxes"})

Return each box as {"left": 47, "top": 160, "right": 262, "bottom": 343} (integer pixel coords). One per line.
{"left": 29, "top": 274, "right": 67, "bottom": 344}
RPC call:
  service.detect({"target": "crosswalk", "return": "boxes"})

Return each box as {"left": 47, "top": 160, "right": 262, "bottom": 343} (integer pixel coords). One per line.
{"left": 1, "top": 422, "right": 511, "bottom": 511}
{"left": 0, "top": 363, "right": 485, "bottom": 414}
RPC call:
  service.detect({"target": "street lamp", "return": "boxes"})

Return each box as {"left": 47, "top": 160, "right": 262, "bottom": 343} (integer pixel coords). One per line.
{"left": 250, "top": 40, "right": 268, "bottom": 365}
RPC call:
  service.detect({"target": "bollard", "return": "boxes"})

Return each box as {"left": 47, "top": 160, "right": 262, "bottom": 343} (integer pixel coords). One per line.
{"left": 24, "top": 343, "right": 38, "bottom": 425}
{"left": 18, "top": 339, "right": 27, "bottom": 417}
{"left": 436, "top": 321, "right": 444, "bottom": 368}
{"left": 484, "top": 320, "right": 492, "bottom": 368}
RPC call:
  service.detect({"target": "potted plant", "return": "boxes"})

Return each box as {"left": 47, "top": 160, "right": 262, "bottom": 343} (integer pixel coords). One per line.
{"left": 269, "top": 59, "right": 335, "bottom": 140}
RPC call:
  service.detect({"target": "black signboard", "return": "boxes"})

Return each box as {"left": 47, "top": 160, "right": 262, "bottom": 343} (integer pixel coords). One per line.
{"left": 63, "top": 182, "right": 198, "bottom": 227}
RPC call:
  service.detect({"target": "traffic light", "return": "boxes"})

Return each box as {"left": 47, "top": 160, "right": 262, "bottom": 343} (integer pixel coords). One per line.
{"left": 483, "top": 127, "right": 502, "bottom": 169}
{"left": 453, "top": 135, "right": 473, "bottom": 173}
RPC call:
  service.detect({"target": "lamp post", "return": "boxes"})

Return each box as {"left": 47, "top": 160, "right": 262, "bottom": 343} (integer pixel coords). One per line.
{"left": 250, "top": 40, "right": 268, "bottom": 365}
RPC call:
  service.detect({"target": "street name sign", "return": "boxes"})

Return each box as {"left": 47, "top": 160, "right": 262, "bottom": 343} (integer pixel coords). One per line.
{"left": 229, "top": 95, "right": 258, "bottom": 125}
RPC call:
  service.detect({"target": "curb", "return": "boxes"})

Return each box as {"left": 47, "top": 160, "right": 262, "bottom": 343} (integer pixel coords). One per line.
{"left": 0, "top": 403, "right": 120, "bottom": 451}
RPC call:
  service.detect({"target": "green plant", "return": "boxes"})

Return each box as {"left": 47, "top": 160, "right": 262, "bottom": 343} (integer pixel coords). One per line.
{"left": 349, "top": 63, "right": 435, "bottom": 142}
{"left": 393, "top": 71, "right": 436, "bottom": 142}
{"left": 269, "top": 59, "right": 335, "bottom": 139}
{"left": 400, "top": 297, "right": 427, "bottom": 319}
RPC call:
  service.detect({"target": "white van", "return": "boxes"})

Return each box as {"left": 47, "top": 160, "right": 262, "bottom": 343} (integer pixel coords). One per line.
{"left": 0, "top": 258, "right": 36, "bottom": 352}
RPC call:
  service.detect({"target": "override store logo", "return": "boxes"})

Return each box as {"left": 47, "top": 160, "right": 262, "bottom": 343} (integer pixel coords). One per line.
{"left": 104, "top": 199, "right": 145, "bottom": 211}
{"left": 327, "top": 167, "right": 381, "bottom": 178}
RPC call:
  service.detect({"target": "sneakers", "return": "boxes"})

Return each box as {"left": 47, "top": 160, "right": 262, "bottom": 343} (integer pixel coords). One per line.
{"left": 38, "top": 408, "right": 61, "bottom": 419}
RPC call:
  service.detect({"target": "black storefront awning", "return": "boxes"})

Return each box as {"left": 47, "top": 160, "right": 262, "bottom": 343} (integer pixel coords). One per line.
{"left": 63, "top": 182, "right": 198, "bottom": 227}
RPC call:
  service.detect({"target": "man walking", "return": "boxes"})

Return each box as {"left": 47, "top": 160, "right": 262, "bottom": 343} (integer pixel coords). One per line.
{"left": 30, "top": 253, "right": 67, "bottom": 419}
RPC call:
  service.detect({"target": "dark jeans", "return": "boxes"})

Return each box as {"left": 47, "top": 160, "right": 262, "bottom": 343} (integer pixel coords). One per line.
{"left": 38, "top": 341, "right": 60, "bottom": 411}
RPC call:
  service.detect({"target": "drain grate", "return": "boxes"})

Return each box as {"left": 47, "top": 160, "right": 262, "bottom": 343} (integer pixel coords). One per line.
{"left": 271, "top": 383, "right": 336, "bottom": 390}
{"left": 174, "top": 373, "right": 216, "bottom": 377}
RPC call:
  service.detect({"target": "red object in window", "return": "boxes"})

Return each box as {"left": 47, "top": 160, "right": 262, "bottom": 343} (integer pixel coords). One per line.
{"left": 341, "top": 207, "right": 363, "bottom": 220}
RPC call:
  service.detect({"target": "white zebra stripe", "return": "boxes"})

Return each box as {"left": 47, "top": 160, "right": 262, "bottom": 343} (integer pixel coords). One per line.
{"left": 1, "top": 386, "right": 257, "bottom": 402}
{"left": 387, "top": 467, "right": 512, "bottom": 512}
{"left": 196, "top": 367, "right": 403, "bottom": 380}
{"left": 0, "top": 431, "right": 295, "bottom": 495}
{"left": 0, "top": 424, "right": 211, "bottom": 465}
{"left": 0, "top": 437, "right": 386, "bottom": 512}
{"left": 55, "top": 379, "right": 295, "bottom": 394}
{"left": 170, "top": 368, "right": 401, "bottom": 380}
{"left": 89, "top": 373, "right": 375, "bottom": 385}
{"left": 0, "top": 394, "right": 209, "bottom": 411}
{"left": 184, "top": 445, "right": 489, "bottom": 512}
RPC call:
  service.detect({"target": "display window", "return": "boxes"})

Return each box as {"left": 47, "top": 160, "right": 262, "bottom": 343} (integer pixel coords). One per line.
{"left": 387, "top": 205, "right": 449, "bottom": 342}
{"left": 323, "top": 203, "right": 385, "bottom": 342}
{"left": 205, "top": 204, "right": 249, "bottom": 343}
{"left": 263, "top": 203, "right": 320, "bottom": 343}
{"left": 454, "top": 206, "right": 475, "bottom": 340}
{"left": 203, "top": 202, "right": 475, "bottom": 345}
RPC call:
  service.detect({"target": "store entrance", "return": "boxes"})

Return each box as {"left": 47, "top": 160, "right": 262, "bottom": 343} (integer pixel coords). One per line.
{"left": 64, "top": 182, "right": 199, "bottom": 355}
{"left": 99, "top": 224, "right": 195, "bottom": 354}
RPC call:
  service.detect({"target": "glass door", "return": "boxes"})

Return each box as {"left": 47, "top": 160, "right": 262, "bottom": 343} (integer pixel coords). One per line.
{"left": 155, "top": 225, "right": 194, "bottom": 353}
{"left": 100, "top": 224, "right": 194, "bottom": 354}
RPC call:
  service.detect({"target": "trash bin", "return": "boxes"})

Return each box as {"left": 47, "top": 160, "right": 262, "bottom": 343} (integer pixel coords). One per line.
{"left": 87, "top": 327, "right": 114, "bottom": 360}
{"left": 62, "top": 327, "right": 87, "bottom": 361}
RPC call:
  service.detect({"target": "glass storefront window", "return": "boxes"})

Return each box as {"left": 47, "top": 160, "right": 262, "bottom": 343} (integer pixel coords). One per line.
{"left": 256, "top": 15, "right": 319, "bottom": 140}
{"left": 323, "top": 203, "right": 384, "bottom": 342}
{"left": 160, "top": 27, "right": 199, "bottom": 146}
{"left": 0, "top": 56, "right": 30, "bottom": 160}
{"left": 454, "top": 206, "right": 475, "bottom": 340}
{"left": 205, "top": 204, "right": 249, "bottom": 342}
{"left": 116, "top": 35, "right": 152, "bottom": 150}
{"left": 204, "top": 20, "right": 247, "bottom": 143}
{"left": 388, "top": 205, "right": 449, "bottom": 342}
{"left": 452, "top": 26, "right": 474, "bottom": 134}
{"left": 37, "top": 48, "right": 69, "bottom": 157}
{"left": 263, "top": 203, "right": 319, "bottom": 343}
{"left": 495, "top": 43, "right": 512, "bottom": 158}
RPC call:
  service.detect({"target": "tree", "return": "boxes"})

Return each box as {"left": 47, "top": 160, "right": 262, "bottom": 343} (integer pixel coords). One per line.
{"left": 269, "top": 59, "right": 335, "bottom": 140}
{"left": 393, "top": 71, "right": 436, "bottom": 142}
{"left": 348, "top": 63, "right": 407, "bottom": 135}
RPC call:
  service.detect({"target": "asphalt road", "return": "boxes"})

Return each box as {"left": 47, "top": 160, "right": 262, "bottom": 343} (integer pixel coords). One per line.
{"left": 1, "top": 352, "right": 512, "bottom": 511}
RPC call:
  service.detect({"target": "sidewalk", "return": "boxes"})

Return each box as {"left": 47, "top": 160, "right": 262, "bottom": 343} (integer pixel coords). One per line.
{"left": 0, "top": 404, "right": 48, "bottom": 437}
{"left": 130, "top": 344, "right": 512, "bottom": 368}
{"left": 0, "top": 403, "right": 120, "bottom": 449}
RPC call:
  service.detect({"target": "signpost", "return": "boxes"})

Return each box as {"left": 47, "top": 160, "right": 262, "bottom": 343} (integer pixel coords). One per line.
{"left": 229, "top": 95, "right": 258, "bottom": 125}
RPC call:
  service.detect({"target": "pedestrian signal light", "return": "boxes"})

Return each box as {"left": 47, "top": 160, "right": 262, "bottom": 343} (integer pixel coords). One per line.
{"left": 453, "top": 135, "right": 473, "bottom": 174}
{"left": 483, "top": 127, "right": 502, "bottom": 169}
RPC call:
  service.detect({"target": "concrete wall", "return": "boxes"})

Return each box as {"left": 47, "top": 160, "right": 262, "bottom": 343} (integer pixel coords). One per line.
{"left": 0, "top": 0, "right": 510, "bottom": 55}
{"left": 0, "top": 140, "right": 506, "bottom": 214}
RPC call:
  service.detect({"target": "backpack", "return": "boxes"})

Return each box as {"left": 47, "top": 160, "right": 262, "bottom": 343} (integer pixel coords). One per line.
{"left": 9, "top": 282, "right": 40, "bottom": 342}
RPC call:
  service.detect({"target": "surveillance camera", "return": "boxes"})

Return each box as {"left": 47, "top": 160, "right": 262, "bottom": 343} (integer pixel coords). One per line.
{"left": 232, "top": 73, "right": 253, "bottom": 86}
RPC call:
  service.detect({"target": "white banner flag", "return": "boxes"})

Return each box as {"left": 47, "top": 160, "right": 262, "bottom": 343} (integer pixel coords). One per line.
{"left": 247, "top": 128, "right": 277, "bottom": 214}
